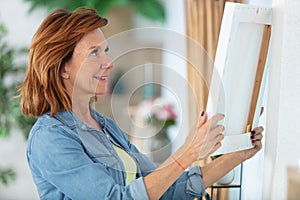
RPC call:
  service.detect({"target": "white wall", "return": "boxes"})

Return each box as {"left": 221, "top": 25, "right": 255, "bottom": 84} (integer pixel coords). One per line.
{"left": 0, "top": 129, "right": 39, "bottom": 199}
{"left": 134, "top": 0, "right": 189, "bottom": 152}
{"left": 249, "top": 0, "right": 272, "bottom": 7}
{"left": 0, "top": 0, "right": 45, "bottom": 47}
{"left": 242, "top": 1, "right": 300, "bottom": 199}
{"left": 161, "top": 0, "right": 189, "bottom": 152}
{"left": 0, "top": 0, "right": 45, "bottom": 199}
{"left": 263, "top": 0, "right": 300, "bottom": 199}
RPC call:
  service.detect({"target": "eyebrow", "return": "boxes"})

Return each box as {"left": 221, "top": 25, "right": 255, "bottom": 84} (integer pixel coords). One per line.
{"left": 89, "top": 45, "right": 101, "bottom": 50}
{"left": 89, "top": 44, "right": 108, "bottom": 50}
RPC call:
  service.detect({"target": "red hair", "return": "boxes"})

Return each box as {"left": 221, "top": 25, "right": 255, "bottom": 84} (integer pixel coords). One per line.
{"left": 19, "top": 7, "right": 107, "bottom": 117}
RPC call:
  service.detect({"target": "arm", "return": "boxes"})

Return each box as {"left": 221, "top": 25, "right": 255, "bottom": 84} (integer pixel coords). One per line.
{"left": 146, "top": 124, "right": 263, "bottom": 199}
{"left": 143, "top": 113, "right": 225, "bottom": 200}
{"left": 201, "top": 152, "right": 243, "bottom": 187}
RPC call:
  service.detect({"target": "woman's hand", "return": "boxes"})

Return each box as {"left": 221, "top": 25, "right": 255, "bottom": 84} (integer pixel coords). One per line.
{"left": 181, "top": 112, "right": 225, "bottom": 164}
{"left": 237, "top": 126, "right": 264, "bottom": 161}
{"left": 238, "top": 107, "right": 264, "bottom": 160}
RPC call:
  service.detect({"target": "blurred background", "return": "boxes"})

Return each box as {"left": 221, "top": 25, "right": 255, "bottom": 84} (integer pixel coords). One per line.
{"left": 1, "top": 0, "right": 300, "bottom": 200}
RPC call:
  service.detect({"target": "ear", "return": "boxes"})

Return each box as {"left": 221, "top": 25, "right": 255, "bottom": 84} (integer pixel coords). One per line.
{"left": 60, "top": 64, "right": 70, "bottom": 79}
{"left": 60, "top": 62, "right": 71, "bottom": 79}
{"left": 61, "top": 73, "right": 69, "bottom": 79}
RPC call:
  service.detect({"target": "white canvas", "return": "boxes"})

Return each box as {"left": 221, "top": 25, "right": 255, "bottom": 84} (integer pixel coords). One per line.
{"left": 207, "top": 2, "right": 272, "bottom": 156}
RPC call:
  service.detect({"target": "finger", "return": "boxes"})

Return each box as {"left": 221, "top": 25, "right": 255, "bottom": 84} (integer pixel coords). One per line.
{"left": 251, "top": 126, "right": 264, "bottom": 135}
{"left": 210, "top": 125, "right": 225, "bottom": 136}
{"left": 252, "top": 139, "right": 261, "bottom": 144}
{"left": 217, "top": 133, "right": 225, "bottom": 142}
{"left": 197, "top": 111, "right": 208, "bottom": 127}
{"left": 208, "top": 142, "right": 222, "bottom": 155}
{"left": 206, "top": 113, "right": 225, "bottom": 128}
{"left": 252, "top": 140, "right": 262, "bottom": 150}
{"left": 251, "top": 133, "right": 263, "bottom": 141}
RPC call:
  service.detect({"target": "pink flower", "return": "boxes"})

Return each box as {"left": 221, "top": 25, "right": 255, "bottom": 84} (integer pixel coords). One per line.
{"left": 141, "top": 97, "right": 177, "bottom": 129}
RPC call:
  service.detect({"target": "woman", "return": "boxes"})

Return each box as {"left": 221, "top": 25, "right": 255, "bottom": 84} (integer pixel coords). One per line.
{"left": 19, "top": 7, "right": 263, "bottom": 200}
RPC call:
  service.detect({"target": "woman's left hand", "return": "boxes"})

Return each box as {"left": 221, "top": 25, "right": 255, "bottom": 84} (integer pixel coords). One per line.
{"left": 237, "top": 126, "right": 264, "bottom": 161}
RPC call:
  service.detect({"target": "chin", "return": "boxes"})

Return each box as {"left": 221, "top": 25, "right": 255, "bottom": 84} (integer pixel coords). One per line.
{"left": 94, "top": 88, "right": 108, "bottom": 95}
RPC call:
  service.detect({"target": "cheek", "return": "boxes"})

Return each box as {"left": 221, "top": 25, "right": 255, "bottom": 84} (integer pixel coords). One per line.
{"left": 69, "top": 57, "right": 105, "bottom": 90}
{"left": 67, "top": 67, "right": 93, "bottom": 90}
{"left": 76, "top": 61, "right": 98, "bottom": 78}
{"left": 81, "top": 58, "right": 100, "bottom": 71}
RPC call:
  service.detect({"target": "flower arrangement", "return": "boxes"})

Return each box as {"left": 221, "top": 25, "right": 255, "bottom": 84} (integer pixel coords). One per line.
{"left": 141, "top": 97, "right": 178, "bottom": 131}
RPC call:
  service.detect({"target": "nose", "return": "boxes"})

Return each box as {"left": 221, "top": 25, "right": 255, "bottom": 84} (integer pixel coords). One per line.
{"left": 101, "top": 55, "right": 114, "bottom": 69}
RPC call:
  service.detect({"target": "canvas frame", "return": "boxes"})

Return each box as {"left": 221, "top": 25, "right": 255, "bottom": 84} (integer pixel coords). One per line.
{"left": 207, "top": 2, "right": 272, "bottom": 155}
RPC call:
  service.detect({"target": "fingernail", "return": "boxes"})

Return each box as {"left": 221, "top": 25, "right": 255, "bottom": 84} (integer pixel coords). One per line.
{"left": 251, "top": 135, "right": 254, "bottom": 139}
{"left": 201, "top": 111, "right": 205, "bottom": 117}
{"left": 251, "top": 130, "right": 255, "bottom": 134}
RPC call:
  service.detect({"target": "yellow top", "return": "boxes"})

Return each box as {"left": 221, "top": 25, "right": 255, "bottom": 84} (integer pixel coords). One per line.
{"left": 112, "top": 144, "right": 137, "bottom": 185}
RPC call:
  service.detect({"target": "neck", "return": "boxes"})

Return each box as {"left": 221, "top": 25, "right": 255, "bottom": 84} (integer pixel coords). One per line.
{"left": 71, "top": 96, "right": 103, "bottom": 132}
{"left": 65, "top": 85, "right": 101, "bottom": 130}
{"left": 68, "top": 88, "right": 92, "bottom": 119}
{"left": 72, "top": 101, "right": 92, "bottom": 122}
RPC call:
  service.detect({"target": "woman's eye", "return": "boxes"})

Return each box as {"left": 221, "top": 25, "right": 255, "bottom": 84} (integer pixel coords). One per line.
{"left": 90, "top": 49, "right": 98, "bottom": 56}
{"left": 104, "top": 47, "right": 109, "bottom": 55}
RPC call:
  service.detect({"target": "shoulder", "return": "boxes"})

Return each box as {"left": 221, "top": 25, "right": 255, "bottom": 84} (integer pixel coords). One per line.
{"left": 27, "top": 112, "right": 81, "bottom": 152}
{"left": 29, "top": 113, "right": 62, "bottom": 138}
{"left": 29, "top": 112, "right": 71, "bottom": 136}
{"left": 33, "top": 113, "right": 61, "bottom": 127}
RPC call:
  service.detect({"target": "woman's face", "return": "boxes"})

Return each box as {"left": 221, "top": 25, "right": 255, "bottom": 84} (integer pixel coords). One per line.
{"left": 62, "top": 28, "right": 113, "bottom": 100}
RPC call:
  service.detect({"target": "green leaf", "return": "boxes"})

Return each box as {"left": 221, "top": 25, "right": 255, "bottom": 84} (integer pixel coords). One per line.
{"left": 0, "top": 24, "right": 7, "bottom": 37}
{"left": 0, "top": 127, "right": 10, "bottom": 138}
{"left": 24, "top": 0, "right": 165, "bottom": 22}
{"left": 93, "top": 0, "right": 129, "bottom": 16}
{"left": 0, "top": 169, "right": 16, "bottom": 186}
{"left": 0, "top": 22, "right": 36, "bottom": 139}
{"left": 24, "top": 0, "right": 129, "bottom": 16}
{"left": 130, "top": 0, "right": 166, "bottom": 22}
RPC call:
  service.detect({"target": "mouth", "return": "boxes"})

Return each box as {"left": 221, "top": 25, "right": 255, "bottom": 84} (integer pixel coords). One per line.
{"left": 94, "top": 75, "right": 109, "bottom": 81}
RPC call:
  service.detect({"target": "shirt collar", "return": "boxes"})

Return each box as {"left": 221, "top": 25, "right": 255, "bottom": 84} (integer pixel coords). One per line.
{"left": 53, "top": 109, "right": 107, "bottom": 131}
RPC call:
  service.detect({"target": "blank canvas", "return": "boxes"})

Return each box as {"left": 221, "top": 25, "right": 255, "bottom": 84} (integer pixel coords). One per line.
{"left": 207, "top": 2, "right": 272, "bottom": 155}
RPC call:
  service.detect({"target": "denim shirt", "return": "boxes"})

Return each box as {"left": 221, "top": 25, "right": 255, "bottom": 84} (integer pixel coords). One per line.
{"left": 27, "top": 110, "right": 206, "bottom": 199}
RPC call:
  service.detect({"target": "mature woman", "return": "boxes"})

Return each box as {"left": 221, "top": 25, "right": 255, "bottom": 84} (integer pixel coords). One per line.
{"left": 19, "top": 7, "right": 263, "bottom": 200}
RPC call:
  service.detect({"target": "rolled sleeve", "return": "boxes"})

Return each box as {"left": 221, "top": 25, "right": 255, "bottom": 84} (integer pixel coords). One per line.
{"left": 186, "top": 166, "right": 206, "bottom": 197}
{"left": 160, "top": 165, "right": 206, "bottom": 200}
{"left": 129, "top": 177, "right": 149, "bottom": 200}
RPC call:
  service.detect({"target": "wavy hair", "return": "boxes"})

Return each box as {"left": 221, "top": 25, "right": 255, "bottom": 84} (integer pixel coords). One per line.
{"left": 19, "top": 7, "right": 107, "bottom": 117}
